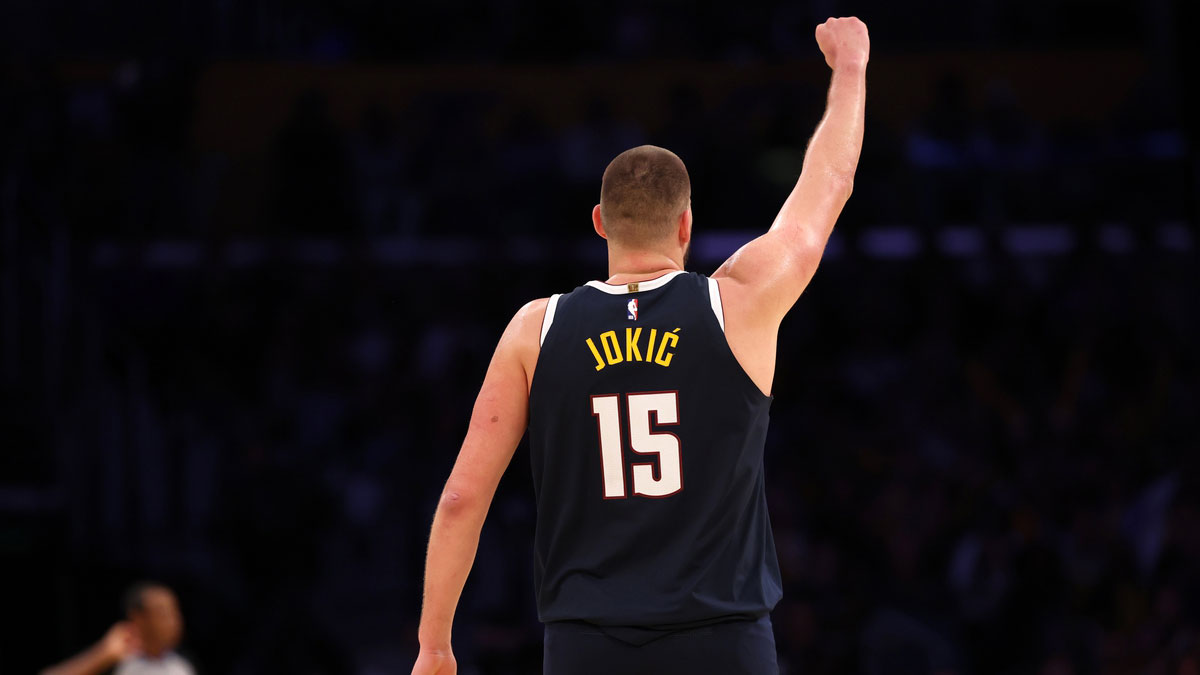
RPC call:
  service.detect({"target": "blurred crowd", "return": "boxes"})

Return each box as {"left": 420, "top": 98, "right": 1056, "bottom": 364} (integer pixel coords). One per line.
{"left": 0, "top": 0, "right": 1161, "bottom": 62}
{"left": 1, "top": 60, "right": 1190, "bottom": 242}
{"left": 2, "top": 1, "right": 1198, "bottom": 673}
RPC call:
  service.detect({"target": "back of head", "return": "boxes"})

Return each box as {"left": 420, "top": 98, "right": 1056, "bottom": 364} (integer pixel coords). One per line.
{"left": 600, "top": 145, "right": 691, "bottom": 248}
{"left": 122, "top": 581, "right": 164, "bottom": 616}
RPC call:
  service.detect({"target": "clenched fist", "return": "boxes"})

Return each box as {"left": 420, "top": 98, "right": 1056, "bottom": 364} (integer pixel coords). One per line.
{"left": 815, "top": 17, "right": 869, "bottom": 72}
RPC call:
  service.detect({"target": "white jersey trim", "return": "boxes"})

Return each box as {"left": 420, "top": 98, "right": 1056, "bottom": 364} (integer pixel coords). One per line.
{"left": 584, "top": 270, "right": 687, "bottom": 295}
{"left": 539, "top": 294, "right": 561, "bottom": 346}
{"left": 707, "top": 276, "right": 726, "bottom": 333}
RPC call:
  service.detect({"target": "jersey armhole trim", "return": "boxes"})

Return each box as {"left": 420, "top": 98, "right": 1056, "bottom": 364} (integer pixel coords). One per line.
{"left": 540, "top": 294, "right": 561, "bottom": 346}
{"left": 707, "top": 277, "right": 725, "bottom": 333}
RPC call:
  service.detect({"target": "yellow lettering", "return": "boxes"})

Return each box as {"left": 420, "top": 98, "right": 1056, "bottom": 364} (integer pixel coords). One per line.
{"left": 655, "top": 329, "right": 679, "bottom": 367}
{"left": 587, "top": 328, "right": 679, "bottom": 370}
{"left": 624, "top": 327, "right": 642, "bottom": 362}
{"left": 600, "top": 330, "right": 624, "bottom": 366}
{"left": 585, "top": 338, "right": 605, "bottom": 371}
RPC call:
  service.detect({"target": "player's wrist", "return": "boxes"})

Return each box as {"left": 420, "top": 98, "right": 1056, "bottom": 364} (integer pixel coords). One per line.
{"left": 418, "top": 642, "right": 453, "bottom": 657}
{"left": 832, "top": 57, "right": 868, "bottom": 75}
{"left": 418, "top": 629, "right": 452, "bottom": 653}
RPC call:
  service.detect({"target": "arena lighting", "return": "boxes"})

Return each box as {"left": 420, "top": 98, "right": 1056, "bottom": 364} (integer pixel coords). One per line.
{"left": 859, "top": 226, "right": 922, "bottom": 259}
{"left": 1002, "top": 224, "right": 1075, "bottom": 256}
{"left": 225, "top": 240, "right": 268, "bottom": 267}
{"left": 692, "top": 231, "right": 849, "bottom": 263}
{"left": 1098, "top": 223, "right": 1136, "bottom": 254}
{"left": 143, "top": 241, "right": 203, "bottom": 268}
{"left": 370, "top": 237, "right": 421, "bottom": 264}
{"left": 822, "top": 231, "right": 847, "bottom": 260}
{"left": 693, "top": 232, "right": 750, "bottom": 263}
{"left": 937, "top": 226, "right": 985, "bottom": 257}
{"left": 371, "top": 237, "right": 487, "bottom": 264}
{"left": 1158, "top": 221, "right": 1193, "bottom": 252}
{"left": 90, "top": 222, "right": 1195, "bottom": 269}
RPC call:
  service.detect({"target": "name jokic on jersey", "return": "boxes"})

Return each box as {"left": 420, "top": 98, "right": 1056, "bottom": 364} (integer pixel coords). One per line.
{"left": 585, "top": 327, "right": 680, "bottom": 371}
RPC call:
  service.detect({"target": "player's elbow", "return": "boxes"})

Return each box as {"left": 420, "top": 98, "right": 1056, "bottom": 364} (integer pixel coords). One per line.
{"left": 829, "top": 171, "right": 854, "bottom": 202}
{"left": 785, "top": 226, "right": 831, "bottom": 263}
{"left": 437, "top": 483, "right": 483, "bottom": 519}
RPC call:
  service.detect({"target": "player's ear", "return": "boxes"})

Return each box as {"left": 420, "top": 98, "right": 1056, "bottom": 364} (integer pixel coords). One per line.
{"left": 592, "top": 204, "right": 608, "bottom": 240}
{"left": 678, "top": 206, "right": 692, "bottom": 245}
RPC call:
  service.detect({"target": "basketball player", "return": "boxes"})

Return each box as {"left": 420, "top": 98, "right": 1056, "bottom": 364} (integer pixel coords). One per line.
{"left": 412, "top": 16, "right": 868, "bottom": 674}
{"left": 42, "top": 582, "right": 194, "bottom": 675}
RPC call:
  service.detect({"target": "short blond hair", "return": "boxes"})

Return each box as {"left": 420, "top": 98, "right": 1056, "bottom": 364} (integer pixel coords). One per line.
{"left": 599, "top": 145, "right": 691, "bottom": 246}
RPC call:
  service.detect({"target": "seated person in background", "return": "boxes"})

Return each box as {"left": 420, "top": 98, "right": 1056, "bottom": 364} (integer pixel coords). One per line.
{"left": 42, "top": 581, "right": 196, "bottom": 675}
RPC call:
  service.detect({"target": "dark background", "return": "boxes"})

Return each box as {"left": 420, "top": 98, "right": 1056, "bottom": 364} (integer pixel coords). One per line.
{"left": 2, "top": 0, "right": 1198, "bottom": 673}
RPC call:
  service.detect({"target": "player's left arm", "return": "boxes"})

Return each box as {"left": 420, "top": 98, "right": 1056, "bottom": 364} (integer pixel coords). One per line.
{"left": 412, "top": 298, "right": 546, "bottom": 675}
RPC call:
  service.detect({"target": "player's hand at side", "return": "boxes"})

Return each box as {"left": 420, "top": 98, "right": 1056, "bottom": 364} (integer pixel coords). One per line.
{"left": 815, "top": 16, "right": 869, "bottom": 72}
{"left": 411, "top": 647, "right": 456, "bottom": 675}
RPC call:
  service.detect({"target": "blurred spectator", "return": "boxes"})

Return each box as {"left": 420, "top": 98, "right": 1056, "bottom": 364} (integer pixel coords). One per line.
{"left": 42, "top": 583, "right": 194, "bottom": 675}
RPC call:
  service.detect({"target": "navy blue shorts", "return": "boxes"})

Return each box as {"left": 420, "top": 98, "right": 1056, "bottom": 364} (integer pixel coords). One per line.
{"left": 543, "top": 615, "right": 778, "bottom": 675}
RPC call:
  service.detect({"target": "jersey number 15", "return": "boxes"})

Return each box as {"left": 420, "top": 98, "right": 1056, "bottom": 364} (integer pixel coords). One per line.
{"left": 590, "top": 391, "right": 682, "bottom": 499}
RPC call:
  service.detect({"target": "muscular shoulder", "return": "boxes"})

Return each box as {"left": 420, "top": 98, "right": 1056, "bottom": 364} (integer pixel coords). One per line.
{"left": 516, "top": 297, "right": 549, "bottom": 328}
{"left": 500, "top": 298, "right": 549, "bottom": 391}
{"left": 509, "top": 298, "right": 549, "bottom": 347}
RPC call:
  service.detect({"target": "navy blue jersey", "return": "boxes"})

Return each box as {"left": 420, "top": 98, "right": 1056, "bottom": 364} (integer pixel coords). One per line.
{"left": 528, "top": 271, "right": 782, "bottom": 629}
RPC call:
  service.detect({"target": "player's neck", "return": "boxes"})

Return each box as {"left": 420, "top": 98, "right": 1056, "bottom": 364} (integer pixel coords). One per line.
{"left": 605, "top": 248, "right": 684, "bottom": 284}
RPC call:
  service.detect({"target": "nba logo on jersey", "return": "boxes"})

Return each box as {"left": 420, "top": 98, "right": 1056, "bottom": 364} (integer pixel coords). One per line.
{"left": 627, "top": 298, "right": 639, "bottom": 320}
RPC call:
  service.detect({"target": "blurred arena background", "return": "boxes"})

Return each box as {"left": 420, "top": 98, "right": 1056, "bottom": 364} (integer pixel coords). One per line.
{"left": 1, "top": 0, "right": 1198, "bottom": 673}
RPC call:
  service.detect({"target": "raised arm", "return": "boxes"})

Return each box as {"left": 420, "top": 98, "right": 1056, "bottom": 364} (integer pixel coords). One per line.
{"left": 713, "top": 17, "right": 869, "bottom": 322}
{"left": 412, "top": 298, "right": 546, "bottom": 675}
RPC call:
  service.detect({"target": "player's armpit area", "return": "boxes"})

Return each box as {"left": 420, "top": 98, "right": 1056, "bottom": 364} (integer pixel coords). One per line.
{"left": 712, "top": 228, "right": 830, "bottom": 325}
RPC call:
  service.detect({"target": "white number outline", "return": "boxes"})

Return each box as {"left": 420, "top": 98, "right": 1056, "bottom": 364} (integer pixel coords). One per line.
{"left": 590, "top": 391, "right": 683, "bottom": 499}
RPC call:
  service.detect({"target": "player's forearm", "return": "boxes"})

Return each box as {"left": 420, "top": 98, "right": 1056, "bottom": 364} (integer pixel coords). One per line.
{"left": 41, "top": 643, "right": 118, "bottom": 675}
{"left": 771, "top": 62, "right": 867, "bottom": 243}
{"left": 803, "top": 63, "right": 867, "bottom": 185}
{"left": 416, "top": 494, "right": 489, "bottom": 649}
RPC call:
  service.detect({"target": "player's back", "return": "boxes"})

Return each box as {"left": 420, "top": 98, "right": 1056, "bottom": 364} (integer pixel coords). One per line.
{"left": 528, "top": 270, "right": 782, "bottom": 630}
